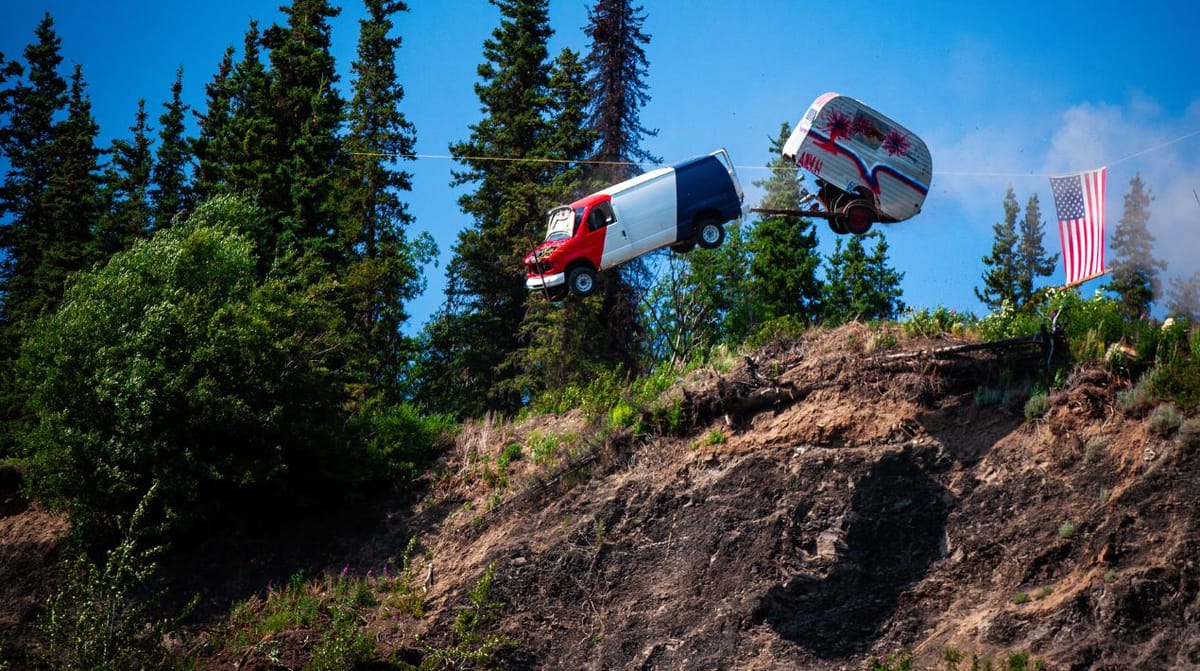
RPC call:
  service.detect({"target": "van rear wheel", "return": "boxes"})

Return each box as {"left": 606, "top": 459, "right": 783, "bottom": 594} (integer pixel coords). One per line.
{"left": 567, "top": 266, "right": 598, "bottom": 297}
{"left": 697, "top": 220, "right": 725, "bottom": 249}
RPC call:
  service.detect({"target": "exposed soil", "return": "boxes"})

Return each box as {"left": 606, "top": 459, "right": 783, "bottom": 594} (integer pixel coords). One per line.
{"left": 3, "top": 324, "right": 1198, "bottom": 670}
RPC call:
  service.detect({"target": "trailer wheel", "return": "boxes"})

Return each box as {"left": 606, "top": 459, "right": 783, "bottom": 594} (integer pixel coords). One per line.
{"left": 828, "top": 218, "right": 848, "bottom": 235}
{"left": 697, "top": 220, "right": 725, "bottom": 249}
{"left": 567, "top": 266, "right": 598, "bottom": 297}
{"left": 845, "top": 204, "right": 873, "bottom": 235}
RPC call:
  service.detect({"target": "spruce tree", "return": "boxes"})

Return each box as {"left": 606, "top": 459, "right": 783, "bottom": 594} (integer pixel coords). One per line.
{"left": 508, "top": 47, "right": 605, "bottom": 402}
{"left": 40, "top": 63, "right": 101, "bottom": 306}
{"left": 1015, "top": 194, "right": 1058, "bottom": 306}
{"left": 0, "top": 16, "right": 70, "bottom": 452}
{"left": 96, "top": 99, "right": 153, "bottom": 258}
{"left": 582, "top": 0, "right": 657, "bottom": 372}
{"left": 421, "top": 0, "right": 560, "bottom": 416}
{"left": 341, "top": 0, "right": 435, "bottom": 401}
{"left": 193, "top": 45, "right": 235, "bottom": 198}
{"left": 0, "top": 13, "right": 69, "bottom": 330}
{"left": 151, "top": 67, "right": 192, "bottom": 229}
{"left": 1106, "top": 173, "right": 1164, "bottom": 319}
{"left": 262, "top": 0, "right": 345, "bottom": 262}
{"left": 747, "top": 122, "right": 822, "bottom": 327}
{"left": 975, "top": 186, "right": 1021, "bottom": 312}
{"left": 823, "top": 231, "right": 905, "bottom": 324}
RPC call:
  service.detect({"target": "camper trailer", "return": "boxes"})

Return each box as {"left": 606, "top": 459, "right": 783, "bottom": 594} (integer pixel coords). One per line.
{"left": 780, "top": 92, "right": 932, "bottom": 234}
{"left": 524, "top": 149, "right": 743, "bottom": 299}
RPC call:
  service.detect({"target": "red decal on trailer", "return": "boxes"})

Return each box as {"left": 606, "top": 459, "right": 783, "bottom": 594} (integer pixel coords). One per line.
{"left": 796, "top": 151, "right": 823, "bottom": 176}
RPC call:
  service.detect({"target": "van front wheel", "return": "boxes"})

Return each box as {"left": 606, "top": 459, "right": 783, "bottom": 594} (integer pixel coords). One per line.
{"left": 568, "top": 266, "right": 598, "bottom": 297}
{"left": 697, "top": 220, "right": 725, "bottom": 249}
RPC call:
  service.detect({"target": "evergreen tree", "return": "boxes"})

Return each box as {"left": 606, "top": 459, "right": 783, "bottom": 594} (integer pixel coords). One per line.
{"left": 508, "top": 47, "right": 605, "bottom": 401}
{"left": 193, "top": 45, "right": 235, "bottom": 198}
{"left": 340, "top": 0, "right": 435, "bottom": 401}
{"left": 747, "top": 122, "right": 822, "bottom": 327}
{"left": 0, "top": 13, "right": 69, "bottom": 330}
{"left": 1015, "top": 193, "right": 1058, "bottom": 305}
{"left": 96, "top": 99, "right": 153, "bottom": 258}
{"left": 1106, "top": 173, "right": 1164, "bottom": 319}
{"left": 420, "top": 0, "right": 560, "bottom": 416}
{"left": 262, "top": 0, "right": 346, "bottom": 262}
{"left": 0, "top": 17, "right": 70, "bottom": 453}
{"left": 194, "top": 22, "right": 276, "bottom": 261}
{"left": 823, "top": 230, "right": 905, "bottom": 324}
{"left": 583, "top": 0, "right": 657, "bottom": 184}
{"left": 1165, "top": 271, "right": 1200, "bottom": 322}
{"left": 582, "top": 0, "right": 657, "bottom": 373}
{"left": 40, "top": 63, "right": 102, "bottom": 305}
{"left": 975, "top": 186, "right": 1021, "bottom": 311}
{"left": 151, "top": 67, "right": 192, "bottom": 228}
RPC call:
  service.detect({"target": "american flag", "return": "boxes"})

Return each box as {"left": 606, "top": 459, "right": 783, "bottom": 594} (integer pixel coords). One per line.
{"left": 1049, "top": 167, "right": 1107, "bottom": 286}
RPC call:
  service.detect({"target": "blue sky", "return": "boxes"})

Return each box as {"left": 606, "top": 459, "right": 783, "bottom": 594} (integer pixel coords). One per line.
{"left": 3, "top": 0, "right": 1199, "bottom": 330}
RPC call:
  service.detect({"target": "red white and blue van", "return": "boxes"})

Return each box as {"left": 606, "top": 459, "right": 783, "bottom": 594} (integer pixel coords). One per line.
{"left": 524, "top": 149, "right": 744, "bottom": 299}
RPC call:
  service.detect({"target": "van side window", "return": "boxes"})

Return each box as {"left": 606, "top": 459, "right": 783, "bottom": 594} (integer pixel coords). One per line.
{"left": 588, "top": 202, "right": 614, "bottom": 231}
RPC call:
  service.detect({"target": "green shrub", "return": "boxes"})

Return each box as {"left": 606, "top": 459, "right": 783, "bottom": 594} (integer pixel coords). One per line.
{"left": 1012, "top": 592, "right": 1030, "bottom": 605}
{"left": 1084, "top": 436, "right": 1109, "bottom": 463}
{"left": 903, "top": 306, "right": 975, "bottom": 338}
{"left": 1118, "top": 374, "right": 1158, "bottom": 417}
{"left": 496, "top": 443, "right": 522, "bottom": 472}
{"left": 608, "top": 401, "right": 638, "bottom": 429}
{"left": 1149, "top": 403, "right": 1183, "bottom": 437}
{"left": 423, "top": 563, "right": 515, "bottom": 668}
{"left": 39, "top": 485, "right": 188, "bottom": 671}
{"left": 1058, "top": 521, "right": 1077, "bottom": 539}
{"left": 1024, "top": 392, "right": 1050, "bottom": 420}
{"left": 17, "top": 197, "right": 366, "bottom": 544}
{"left": 361, "top": 403, "right": 458, "bottom": 484}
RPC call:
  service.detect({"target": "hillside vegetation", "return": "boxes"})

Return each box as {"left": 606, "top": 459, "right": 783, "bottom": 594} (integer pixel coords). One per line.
{"left": 3, "top": 319, "right": 1199, "bottom": 670}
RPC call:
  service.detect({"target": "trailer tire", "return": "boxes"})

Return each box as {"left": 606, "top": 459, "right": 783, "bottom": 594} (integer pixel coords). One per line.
{"left": 567, "top": 266, "right": 598, "bottom": 297}
{"left": 845, "top": 204, "right": 873, "bottom": 235}
{"left": 697, "top": 220, "right": 725, "bottom": 249}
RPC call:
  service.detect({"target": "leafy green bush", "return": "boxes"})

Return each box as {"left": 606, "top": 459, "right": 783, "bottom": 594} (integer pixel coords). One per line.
{"left": 902, "top": 306, "right": 975, "bottom": 338}
{"left": 1058, "top": 521, "right": 1077, "bottom": 539}
{"left": 17, "top": 196, "right": 364, "bottom": 544}
{"left": 360, "top": 402, "right": 458, "bottom": 484}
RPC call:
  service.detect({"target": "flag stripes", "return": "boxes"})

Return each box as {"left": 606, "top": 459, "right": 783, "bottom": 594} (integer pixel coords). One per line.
{"left": 1049, "top": 167, "right": 1106, "bottom": 286}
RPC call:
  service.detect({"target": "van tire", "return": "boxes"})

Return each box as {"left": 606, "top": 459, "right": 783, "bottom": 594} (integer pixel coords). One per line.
{"left": 567, "top": 266, "right": 598, "bottom": 297}
{"left": 697, "top": 220, "right": 725, "bottom": 249}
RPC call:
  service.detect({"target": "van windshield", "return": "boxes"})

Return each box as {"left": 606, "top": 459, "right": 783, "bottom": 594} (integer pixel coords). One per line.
{"left": 545, "top": 206, "right": 582, "bottom": 241}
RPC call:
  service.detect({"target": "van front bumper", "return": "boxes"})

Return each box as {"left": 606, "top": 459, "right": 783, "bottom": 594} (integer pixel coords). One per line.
{"left": 526, "top": 272, "right": 565, "bottom": 290}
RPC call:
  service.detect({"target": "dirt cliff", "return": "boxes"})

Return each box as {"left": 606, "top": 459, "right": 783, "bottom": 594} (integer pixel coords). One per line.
{"left": 2, "top": 323, "right": 1197, "bottom": 670}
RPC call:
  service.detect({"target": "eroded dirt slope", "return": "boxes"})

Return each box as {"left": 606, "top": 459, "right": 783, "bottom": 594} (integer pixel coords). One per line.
{"left": 376, "top": 325, "right": 1199, "bottom": 670}
{"left": 3, "top": 324, "right": 1197, "bottom": 670}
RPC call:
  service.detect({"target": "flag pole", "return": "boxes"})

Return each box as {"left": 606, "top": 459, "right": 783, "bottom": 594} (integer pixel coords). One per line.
{"left": 1062, "top": 268, "right": 1110, "bottom": 289}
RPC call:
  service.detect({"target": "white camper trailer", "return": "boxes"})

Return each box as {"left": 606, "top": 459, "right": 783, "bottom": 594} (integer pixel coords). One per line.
{"left": 777, "top": 92, "right": 932, "bottom": 235}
